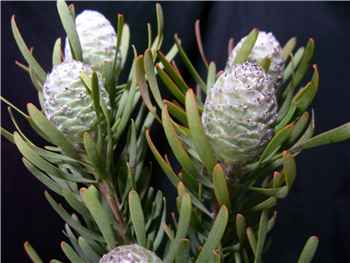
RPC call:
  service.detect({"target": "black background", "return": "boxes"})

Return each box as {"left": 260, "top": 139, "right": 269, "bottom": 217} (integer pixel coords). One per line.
{"left": 2, "top": 1, "right": 350, "bottom": 262}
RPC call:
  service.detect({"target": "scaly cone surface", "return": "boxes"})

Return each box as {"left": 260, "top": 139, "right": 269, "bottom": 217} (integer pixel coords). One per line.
{"left": 227, "top": 31, "right": 285, "bottom": 87}
{"left": 99, "top": 244, "right": 163, "bottom": 263}
{"left": 65, "top": 10, "right": 119, "bottom": 71}
{"left": 43, "top": 60, "right": 109, "bottom": 143}
{"left": 202, "top": 62, "right": 278, "bottom": 165}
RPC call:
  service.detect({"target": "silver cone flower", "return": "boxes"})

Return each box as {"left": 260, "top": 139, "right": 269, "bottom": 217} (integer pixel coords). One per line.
{"left": 65, "top": 10, "right": 118, "bottom": 71}
{"left": 227, "top": 31, "right": 285, "bottom": 87}
{"left": 43, "top": 61, "right": 109, "bottom": 143}
{"left": 202, "top": 62, "right": 278, "bottom": 165}
{"left": 99, "top": 244, "right": 163, "bottom": 263}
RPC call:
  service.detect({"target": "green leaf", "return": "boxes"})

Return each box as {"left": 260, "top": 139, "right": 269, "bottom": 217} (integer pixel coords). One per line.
{"left": 11, "top": 16, "right": 46, "bottom": 83}
{"left": 302, "top": 122, "right": 350, "bottom": 149}
{"left": 283, "top": 151, "right": 296, "bottom": 190}
{"left": 29, "top": 68, "right": 43, "bottom": 92}
{"left": 207, "top": 62, "right": 217, "bottom": 90}
{"left": 254, "top": 210, "right": 269, "bottom": 263}
{"left": 282, "top": 37, "right": 297, "bottom": 61}
{"left": 157, "top": 65, "right": 185, "bottom": 105}
{"left": 1, "top": 127, "right": 14, "bottom": 144}
{"left": 236, "top": 214, "right": 247, "bottom": 245}
{"left": 27, "top": 103, "right": 78, "bottom": 159}
{"left": 158, "top": 51, "right": 189, "bottom": 93}
{"left": 52, "top": 38, "right": 62, "bottom": 65}
{"left": 129, "top": 190, "right": 146, "bottom": 247}
{"left": 61, "top": 242, "right": 86, "bottom": 263}
{"left": 151, "top": 3, "right": 164, "bottom": 55}
{"left": 259, "top": 57, "right": 272, "bottom": 72}
{"left": 162, "top": 105, "right": 198, "bottom": 191}
{"left": 185, "top": 89, "right": 216, "bottom": 173}
{"left": 174, "top": 35, "right": 207, "bottom": 92}
{"left": 81, "top": 186, "right": 117, "bottom": 249}
{"left": 297, "top": 236, "right": 319, "bottom": 263}
{"left": 212, "top": 164, "right": 231, "bottom": 210}
{"left": 22, "top": 158, "right": 61, "bottom": 195}
{"left": 292, "top": 111, "right": 315, "bottom": 149}
{"left": 45, "top": 191, "right": 103, "bottom": 242}
{"left": 78, "top": 237, "right": 100, "bottom": 263}
{"left": 283, "top": 47, "right": 304, "bottom": 83}
{"left": 283, "top": 38, "right": 315, "bottom": 98}
{"left": 275, "top": 103, "right": 296, "bottom": 131}
{"left": 144, "top": 49, "right": 163, "bottom": 108}
{"left": 195, "top": 206, "right": 228, "bottom": 263}
{"left": 251, "top": 197, "right": 277, "bottom": 211}
{"left": 175, "top": 239, "right": 190, "bottom": 263}
{"left": 164, "top": 100, "right": 187, "bottom": 126}
{"left": 120, "top": 24, "right": 130, "bottom": 69}
{"left": 146, "top": 129, "right": 179, "bottom": 187}
{"left": 259, "top": 124, "right": 294, "bottom": 163}
{"left": 57, "top": 0, "right": 82, "bottom": 60}
{"left": 292, "top": 65, "right": 319, "bottom": 113}
{"left": 233, "top": 28, "right": 259, "bottom": 64}
{"left": 165, "top": 193, "right": 192, "bottom": 262}
{"left": 24, "top": 242, "right": 44, "bottom": 263}
{"left": 287, "top": 112, "right": 310, "bottom": 145}
{"left": 247, "top": 227, "right": 257, "bottom": 255}
{"left": 83, "top": 133, "right": 105, "bottom": 179}
{"left": 249, "top": 186, "right": 288, "bottom": 199}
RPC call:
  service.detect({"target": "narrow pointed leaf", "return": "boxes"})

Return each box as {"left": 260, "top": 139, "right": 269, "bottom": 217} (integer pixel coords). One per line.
{"left": 61, "top": 242, "right": 86, "bottom": 263}
{"left": 195, "top": 206, "right": 228, "bottom": 263}
{"left": 174, "top": 35, "right": 207, "bottom": 92}
{"left": 158, "top": 51, "right": 189, "bottom": 93}
{"left": 27, "top": 103, "right": 78, "bottom": 159}
{"left": 1, "top": 127, "right": 14, "bottom": 144}
{"left": 129, "top": 190, "right": 146, "bottom": 247}
{"left": 11, "top": 16, "right": 46, "bottom": 83}
{"left": 45, "top": 191, "right": 103, "bottom": 242}
{"left": 297, "top": 236, "right": 319, "bottom": 263}
{"left": 57, "top": 0, "right": 82, "bottom": 60}
{"left": 165, "top": 193, "right": 192, "bottom": 262}
{"left": 162, "top": 105, "right": 198, "bottom": 191}
{"left": 236, "top": 214, "right": 247, "bottom": 244}
{"left": 157, "top": 65, "right": 185, "bottom": 104}
{"left": 302, "top": 122, "right": 350, "bottom": 149}
{"left": 78, "top": 237, "right": 100, "bottom": 263}
{"left": 81, "top": 186, "right": 117, "bottom": 249}
{"left": 254, "top": 210, "right": 269, "bottom": 263}
{"left": 247, "top": 227, "right": 257, "bottom": 255}
{"left": 283, "top": 47, "right": 304, "bottom": 83}
{"left": 207, "top": 62, "right": 217, "bottom": 90}
{"left": 282, "top": 37, "right": 297, "bottom": 60}
{"left": 24, "top": 242, "right": 44, "bottom": 263}
{"left": 283, "top": 151, "right": 296, "bottom": 190}
{"left": 175, "top": 239, "right": 190, "bottom": 263}
{"left": 52, "top": 38, "right": 62, "bottom": 65}
{"left": 185, "top": 89, "right": 216, "bottom": 173}
{"left": 259, "top": 124, "right": 294, "bottom": 163}
{"left": 234, "top": 28, "right": 258, "bottom": 64}
{"left": 144, "top": 49, "right": 163, "bottom": 108}
{"left": 288, "top": 112, "right": 310, "bottom": 145}
{"left": 212, "top": 164, "right": 231, "bottom": 210}
{"left": 251, "top": 197, "right": 277, "bottom": 211}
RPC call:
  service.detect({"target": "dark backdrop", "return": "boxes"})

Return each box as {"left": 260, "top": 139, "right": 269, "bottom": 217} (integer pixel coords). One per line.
{"left": 2, "top": 1, "right": 350, "bottom": 262}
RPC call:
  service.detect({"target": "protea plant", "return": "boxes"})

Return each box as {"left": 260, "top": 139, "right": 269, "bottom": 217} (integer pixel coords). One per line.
{"left": 2, "top": 1, "right": 350, "bottom": 263}
{"left": 1, "top": 1, "right": 177, "bottom": 262}
{"left": 141, "top": 22, "right": 350, "bottom": 262}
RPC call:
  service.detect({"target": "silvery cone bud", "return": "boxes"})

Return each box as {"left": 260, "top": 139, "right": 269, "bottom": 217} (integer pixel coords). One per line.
{"left": 99, "top": 244, "right": 163, "bottom": 263}
{"left": 65, "top": 10, "right": 118, "bottom": 71}
{"left": 43, "top": 61, "right": 109, "bottom": 144}
{"left": 227, "top": 31, "right": 285, "bottom": 87}
{"left": 202, "top": 62, "right": 278, "bottom": 165}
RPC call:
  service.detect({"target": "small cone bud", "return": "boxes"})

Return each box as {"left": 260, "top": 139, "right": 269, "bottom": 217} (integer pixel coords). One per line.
{"left": 227, "top": 31, "right": 285, "bottom": 87}
{"left": 99, "top": 244, "right": 162, "bottom": 263}
{"left": 65, "top": 10, "right": 119, "bottom": 71}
